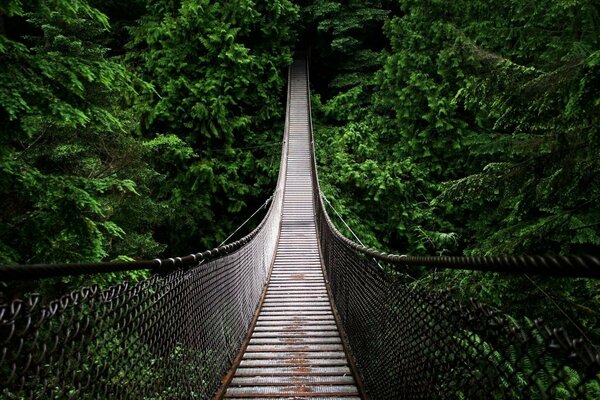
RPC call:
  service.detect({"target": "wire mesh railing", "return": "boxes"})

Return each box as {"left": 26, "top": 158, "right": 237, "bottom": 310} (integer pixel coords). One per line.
{"left": 315, "top": 202, "right": 600, "bottom": 399}
{"left": 303, "top": 53, "right": 600, "bottom": 397}
{"left": 1, "top": 231, "right": 279, "bottom": 399}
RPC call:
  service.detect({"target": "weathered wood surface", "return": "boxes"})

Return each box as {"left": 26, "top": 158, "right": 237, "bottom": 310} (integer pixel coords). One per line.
{"left": 222, "top": 60, "right": 360, "bottom": 399}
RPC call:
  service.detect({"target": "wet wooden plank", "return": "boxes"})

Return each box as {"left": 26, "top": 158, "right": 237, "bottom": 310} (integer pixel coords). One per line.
{"left": 230, "top": 376, "right": 356, "bottom": 386}
{"left": 225, "top": 385, "right": 359, "bottom": 397}
{"left": 234, "top": 366, "right": 352, "bottom": 376}
{"left": 240, "top": 359, "right": 350, "bottom": 368}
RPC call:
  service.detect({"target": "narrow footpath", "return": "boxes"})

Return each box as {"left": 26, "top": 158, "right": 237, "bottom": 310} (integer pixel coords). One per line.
{"left": 222, "top": 60, "right": 360, "bottom": 399}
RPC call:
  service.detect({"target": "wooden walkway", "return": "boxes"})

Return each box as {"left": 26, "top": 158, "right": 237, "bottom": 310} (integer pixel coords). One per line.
{"left": 222, "top": 61, "right": 360, "bottom": 398}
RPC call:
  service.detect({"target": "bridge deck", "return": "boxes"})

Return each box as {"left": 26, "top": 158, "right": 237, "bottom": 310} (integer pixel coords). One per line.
{"left": 222, "top": 61, "right": 360, "bottom": 398}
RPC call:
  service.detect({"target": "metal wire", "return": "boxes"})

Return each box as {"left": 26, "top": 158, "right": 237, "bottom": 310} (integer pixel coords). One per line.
{"left": 0, "top": 182, "right": 285, "bottom": 399}
{"left": 313, "top": 226, "right": 600, "bottom": 278}
{"left": 218, "top": 195, "right": 273, "bottom": 247}
{"left": 0, "top": 197, "right": 273, "bottom": 282}
{"left": 0, "top": 203, "right": 283, "bottom": 399}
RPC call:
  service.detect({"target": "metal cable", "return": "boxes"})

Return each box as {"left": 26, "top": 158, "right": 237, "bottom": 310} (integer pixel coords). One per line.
{"left": 320, "top": 192, "right": 368, "bottom": 247}
{"left": 313, "top": 161, "right": 600, "bottom": 400}
{"left": 316, "top": 202, "right": 600, "bottom": 278}
{"left": 217, "top": 195, "right": 273, "bottom": 247}
{"left": 0, "top": 190, "right": 283, "bottom": 399}
{"left": 0, "top": 197, "right": 273, "bottom": 281}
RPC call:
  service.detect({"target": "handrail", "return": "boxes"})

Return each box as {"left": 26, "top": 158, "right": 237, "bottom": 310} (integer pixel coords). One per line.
{"left": 308, "top": 57, "right": 600, "bottom": 399}
{"left": 318, "top": 211, "right": 600, "bottom": 278}
{"left": 0, "top": 196, "right": 273, "bottom": 281}
{"left": 0, "top": 64, "right": 293, "bottom": 400}
{"left": 307, "top": 63, "right": 600, "bottom": 279}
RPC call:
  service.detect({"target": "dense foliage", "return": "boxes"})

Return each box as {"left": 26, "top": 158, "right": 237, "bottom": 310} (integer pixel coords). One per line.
{"left": 0, "top": 0, "right": 159, "bottom": 267}
{"left": 1, "top": 0, "right": 598, "bottom": 343}
{"left": 310, "top": 0, "right": 600, "bottom": 340}
{"left": 128, "top": 0, "right": 298, "bottom": 253}
{"left": 0, "top": 0, "right": 297, "bottom": 271}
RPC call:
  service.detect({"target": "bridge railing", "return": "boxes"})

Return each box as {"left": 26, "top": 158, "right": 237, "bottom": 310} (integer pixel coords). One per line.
{"left": 304, "top": 58, "right": 600, "bottom": 399}
{"left": 0, "top": 182, "right": 283, "bottom": 400}
{"left": 0, "top": 68, "right": 291, "bottom": 400}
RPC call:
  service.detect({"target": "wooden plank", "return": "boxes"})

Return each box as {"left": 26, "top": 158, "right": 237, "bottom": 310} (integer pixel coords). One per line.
{"left": 242, "top": 351, "right": 347, "bottom": 360}
{"left": 230, "top": 376, "right": 356, "bottom": 386}
{"left": 221, "top": 59, "right": 359, "bottom": 400}
{"left": 225, "top": 385, "right": 359, "bottom": 397}
{"left": 240, "top": 359, "right": 349, "bottom": 368}
{"left": 233, "top": 366, "right": 352, "bottom": 376}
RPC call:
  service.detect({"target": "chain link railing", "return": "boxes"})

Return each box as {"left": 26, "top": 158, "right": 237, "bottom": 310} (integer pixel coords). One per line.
{"left": 304, "top": 55, "right": 600, "bottom": 398}
{"left": 315, "top": 200, "right": 600, "bottom": 399}
{"left": 1, "top": 190, "right": 283, "bottom": 400}
{"left": 1, "top": 231, "right": 279, "bottom": 399}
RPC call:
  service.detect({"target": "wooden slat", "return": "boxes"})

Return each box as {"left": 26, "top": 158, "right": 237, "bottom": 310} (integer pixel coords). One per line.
{"left": 240, "top": 359, "right": 349, "bottom": 368}
{"left": 223, "top": 60, "right": 359, "bottom": 400}
{"left": 234, "top": 366, "right": 352, "bottom": 376}
{"left": 225, "top": 385, "right": 359, "bottom": 397}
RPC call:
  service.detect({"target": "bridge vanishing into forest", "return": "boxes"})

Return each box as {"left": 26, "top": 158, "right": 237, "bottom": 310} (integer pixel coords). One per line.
{"left": 1, "top": 59, "right": 600, "bottom": 399}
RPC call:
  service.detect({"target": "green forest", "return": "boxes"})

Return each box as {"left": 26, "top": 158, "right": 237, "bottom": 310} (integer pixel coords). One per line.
{"left": 1, "top": 0, "right": 599, "bottom": 341}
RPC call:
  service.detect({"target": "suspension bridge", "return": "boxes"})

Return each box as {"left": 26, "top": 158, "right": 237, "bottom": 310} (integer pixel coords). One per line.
{"left": 1, "top": 59, "right": 600, "bottom": 399}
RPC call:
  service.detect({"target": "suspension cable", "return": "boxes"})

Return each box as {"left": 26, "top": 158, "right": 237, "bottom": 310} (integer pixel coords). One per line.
{"left": 218, "top": 195, "right": 274, "bottom": 247}
{"left": 322, "top": 220, "right": 600, "bottom": 279}
{"left": 320, "top": 192, "right": 370, "bottom": 247}
{"left": 188, "top": 196, "right": 274, "bottom": 270}
{"left": 523, "top": 273, "right": 597, "bottom": 347}
{"left": 0, "top": 195, "right": 275, "bottom": 280}
{"left": 320, "top": 192, "right": 388, "bottom": 271}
